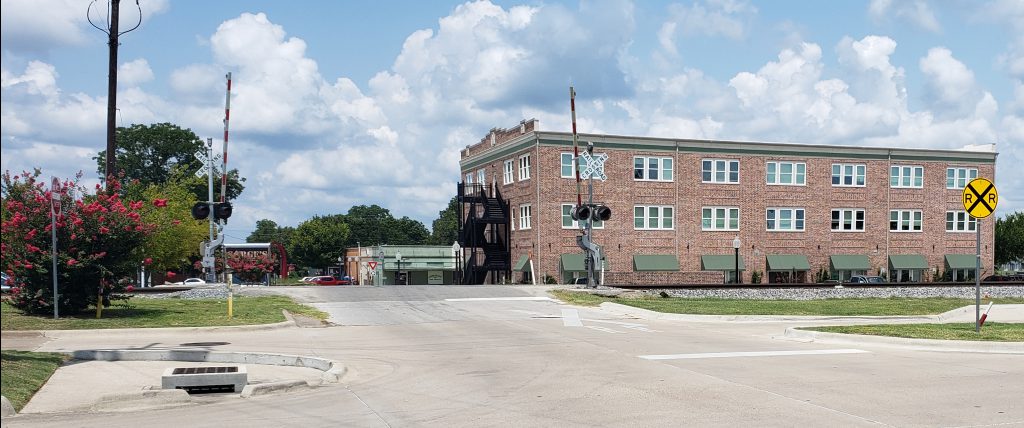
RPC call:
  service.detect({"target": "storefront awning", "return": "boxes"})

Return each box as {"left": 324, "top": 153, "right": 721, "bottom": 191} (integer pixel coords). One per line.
{"left": 945, "top": 254, "right": 980, "bottom": 270}
{"left": 889, "top": 255, "right": 928, "bottom": 270}
{"left": 701, "top": 255, "right": 745, "bottom": 271}
{"left": 766, "top": 255, "right": 810, "bottom": 271}
{"left": 633, "top": 255, "right": 680, "bottom": 272}
{"left": 830, "top": 255, "right": 870, "bottom": 271}
{"left": 513, "top": 255, "right": 531, "bottom": 272}
{"left": 560, "top": 254, "right": 585, "bottom": 272}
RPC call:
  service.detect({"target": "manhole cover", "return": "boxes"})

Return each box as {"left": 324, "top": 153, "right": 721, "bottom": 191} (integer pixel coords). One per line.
{"left": 179, "top": 341, "right": 230, "bottom": 347}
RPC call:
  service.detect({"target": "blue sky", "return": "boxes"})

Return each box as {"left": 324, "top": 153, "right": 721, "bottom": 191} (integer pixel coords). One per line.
{"left": 2, "top": 0, "right": 1022, "bottom": 242}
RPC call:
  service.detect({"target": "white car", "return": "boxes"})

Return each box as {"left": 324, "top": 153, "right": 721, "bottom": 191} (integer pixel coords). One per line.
{"left": 300, "top": 276, "right": 316, "bottom": 283}
{"left": 181, "top": 278, "right": 206, "bottom": 285}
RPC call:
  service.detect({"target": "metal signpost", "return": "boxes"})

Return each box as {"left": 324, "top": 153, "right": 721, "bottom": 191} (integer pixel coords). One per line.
{"left": 962, "top": 178, "right": 997, "bottom": 332}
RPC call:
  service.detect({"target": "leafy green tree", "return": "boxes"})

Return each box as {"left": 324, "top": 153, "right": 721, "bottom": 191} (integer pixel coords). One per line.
{"left": 289, "top": 215, "right": 350, "bottom": 269}
{"left": 247, "top": 219, "right": 295, "bottom": 248}
{"left": 995, "top": 211, "right": 1024, "bottom": 267}
{"left": 95, "top": 123, "right": 245, "bottom": 202}
{"left": 124, "top": 178, "right": 209, "bottom": 284}
{"left": 428, "top": 197, "right": 459, "bottom": 245}
{"left": 342, "top": 205, "right": 429, "bottom": 246}
{"left": 391, "top": 216, "right": 429, "bottom": 245}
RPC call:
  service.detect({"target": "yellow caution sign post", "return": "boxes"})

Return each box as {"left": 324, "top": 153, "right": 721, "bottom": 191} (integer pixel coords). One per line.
{"left": 962, "top": 178, "right": 997, "bottom": 332}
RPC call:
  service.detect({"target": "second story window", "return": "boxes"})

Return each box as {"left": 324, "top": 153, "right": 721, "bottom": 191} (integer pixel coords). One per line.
{"left": 503, "top": 160, "right": 514, "bottom": 185}
{"left": 519, "top": 204, "right": 532, "bottom": 229}
{"left": 832, "top": 163, "right": 866, "bottom": 187}
{"left": 702, "top": 207, "right": 739, "bottom": 231}
{"left": 890, "top": 165, "right": 923, "bottom": 188}
{"left": 890, "top": 210, "right": 922, "bottom": 232}
{"left": 946, "top": 167, "right": 977, "bottom": 189}
{"left": 766, "top": 208, "right": 805, "bottom": 231}
{"left": 634, "top": 156, "right": 673, "bottom": 181}
{"left": 634, "top": 205, "right": 674, "bottom": 230}
{"left": 477, "top": 169, "right": 485, "bottom": 184}
{"left": 831, "top": 208, "right": 865, "bottom": 232}
{"left": 465, "top": 172, "right": 473, "bottom": 184}
{"left": 518, "top": 154, "right": 531, "bottom": 180}
{"left": 766, "top": 161, "right": 806, "bottom": 185}
{"left": 702, "top": 159, "right": 739, "bottom": 183}
{"left": 946, "top": 211, "right": 977, "bottom": 232}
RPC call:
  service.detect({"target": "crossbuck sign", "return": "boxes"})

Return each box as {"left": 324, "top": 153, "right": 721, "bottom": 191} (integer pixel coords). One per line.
{"left": 579, "top": 151, "right": 609, "bottom": 181}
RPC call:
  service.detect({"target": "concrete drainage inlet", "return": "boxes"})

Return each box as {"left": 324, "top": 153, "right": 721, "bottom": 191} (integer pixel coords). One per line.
{"left": 162, "top": 365, "right": 248, "bottom": 394}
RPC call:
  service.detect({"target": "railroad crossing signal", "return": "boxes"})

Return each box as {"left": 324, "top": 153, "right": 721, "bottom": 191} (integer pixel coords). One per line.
{"left": 578, "top": 151, "right": 608, "bottom": 181}
{"left": 962, "top": 178, "right": 997, "bottom": 219}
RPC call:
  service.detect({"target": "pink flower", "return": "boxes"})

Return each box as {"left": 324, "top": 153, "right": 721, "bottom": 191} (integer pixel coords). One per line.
{"left": 166, "top": 271, "right": 176, "bottom": 278}
{"left": 99, "top": 226, "right": 110, "bottom": 234}
{"left": 143, "top": 258, "right": 153, "bottom": 265}
{"left": 153, "top": 198, "right": 168, "bottom": 207}
{"left": 67, "top": 259, "right": 78, "bottom": 266}
{"left": 126, "top": 285, "right": 135, "bottom": 292}
{"left": 172, "top": 219, "right": 181, "bottom": 225}
{"left": 23, "top": 263, "right": 34, "bottom": 269}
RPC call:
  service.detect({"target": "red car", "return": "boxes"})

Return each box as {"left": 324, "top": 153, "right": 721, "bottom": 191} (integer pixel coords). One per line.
{"left": 310, "top": 276, "right": 349, "bottom": 286}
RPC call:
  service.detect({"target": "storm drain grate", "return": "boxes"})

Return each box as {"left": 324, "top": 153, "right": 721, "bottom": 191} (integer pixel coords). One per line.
{"left": 162, "top": 365, "right": 247, "bottom": 393}
{"left": 172, "top": 366, "right": 238, "bottom": 375}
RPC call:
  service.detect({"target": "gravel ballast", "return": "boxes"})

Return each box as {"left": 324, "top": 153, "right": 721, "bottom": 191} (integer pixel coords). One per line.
{"left": 625, "top": 286, "right": 1024, "bottom": 300}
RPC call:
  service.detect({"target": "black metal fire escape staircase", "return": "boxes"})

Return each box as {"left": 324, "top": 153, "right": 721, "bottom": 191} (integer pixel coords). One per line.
{"left": 457, "top": 182, "right": 511, "bottom": 284}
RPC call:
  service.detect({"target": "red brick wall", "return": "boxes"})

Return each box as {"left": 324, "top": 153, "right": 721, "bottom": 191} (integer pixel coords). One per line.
{"left": 604, "top": 271, "right": 724, "bottom": 285}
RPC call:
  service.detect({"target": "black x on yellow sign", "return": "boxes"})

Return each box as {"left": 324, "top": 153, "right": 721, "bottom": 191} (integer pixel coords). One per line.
{"left": 962, "top": 178, "right": 997, "bottom": 219}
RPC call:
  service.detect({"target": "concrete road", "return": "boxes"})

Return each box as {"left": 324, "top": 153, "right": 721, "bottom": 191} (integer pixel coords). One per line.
{"left": 5, "top": 285, "right": 1022, "bottom": 427}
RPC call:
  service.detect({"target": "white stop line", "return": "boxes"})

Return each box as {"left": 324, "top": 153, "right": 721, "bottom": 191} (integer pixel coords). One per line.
{"left": 639, "top": 349, "right": 870, "bottom": 360}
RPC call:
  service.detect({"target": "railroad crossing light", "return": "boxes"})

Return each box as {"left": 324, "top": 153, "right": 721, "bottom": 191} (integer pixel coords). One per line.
{"left": 213, "top": 202, "right": 233, "bottom": 221}
{"left": 592, "top": 205, "right": 611, "bottom": 221}
{"left": 572, "top": 204, "right": 592, "bottom": 221}
{"left": 191, "top": 202, "right": 211, "bottom": 220}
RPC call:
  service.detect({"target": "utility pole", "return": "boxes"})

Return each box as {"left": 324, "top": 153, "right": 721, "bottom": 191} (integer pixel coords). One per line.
{"left": 88, "top": 0, "right": 142, "bottom": 188}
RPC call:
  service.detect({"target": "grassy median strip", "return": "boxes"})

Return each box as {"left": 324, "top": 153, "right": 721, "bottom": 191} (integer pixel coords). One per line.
{"left": 1, "top": 350, "right": 68, "bottom": 411}
{"left": 0, "top": 295, "right": 327, "bottom": 331}
{"left": 804, "top": 323, "right": 1024, "bottom": 341}
{"left": 550, "top": 290, "right": 1024, "bottom": 316}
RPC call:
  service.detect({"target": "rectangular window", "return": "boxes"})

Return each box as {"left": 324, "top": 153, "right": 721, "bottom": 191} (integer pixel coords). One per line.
{"left": 465, "top": 173, "right": 473, "bottom": 184}
{"left": 634, "top": 205, "right": 674, "bottom": 230}
{"left": 766, "top": 208, "right": 805, "bottom": 231}
{"left": 946, "top": 167, "right": 978, "bottom": 189}
{"left": 946, "top": 211, "right": 977, "bottom": 232}
{"left": 832, "top": 163, "right": 866, "bottom": 187}
{"left": 766, "top": 161, "right": 806, "bottom": 185}
{"left": 476, "top": 169, "right": 485, "bottom": 185}
{"left": 562, "top": 204, "right": 604, "bottom": 229}
{"left": 831, "top": 209, "right": 865, "bottom": 232}
{"left": 518, "top": 154, "right": 531, "bottom": 180}
{"left": 890, "top": 165, "right": 924, "bottom": 188}
{"left": 560, "top": 152, "right": 590, "bottom": 179}
{"left": 503, "top": 160, "right": 514, "bottom": 185}
{"left": 634, "top": 156, "right": 673, "bottom": 181}
{"left": 702, "top": 159, "right": 740, "bottom": 183}
{"left": 702, "top": 207, "right": 740, "bottom": 231}
{"left": 889, "top": 210, "right": 923, "bottom": 232}
{"left": 519, "top": 204, "right": 532, "bottom": 230}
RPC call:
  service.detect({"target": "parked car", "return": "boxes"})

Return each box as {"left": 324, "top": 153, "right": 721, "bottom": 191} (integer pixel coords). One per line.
{"left": 1, "top": 272, "right": 11, "bottom": 293}
{"left": 848, "top": 275, "right": 885, "bottom": 284}
{"left": 300, "top": 276, "right": 316, "bottom": 283}
{"left": 572, "top": 277, "right": 599, "bottom": 286}
{"left": 177, "top": 278, "right": 206, "bottom": 285}
{"left": 310, "top": 276, "right": 348, "bottom": 286}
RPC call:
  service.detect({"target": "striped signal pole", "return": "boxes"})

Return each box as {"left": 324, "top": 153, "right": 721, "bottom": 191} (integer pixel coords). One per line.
{"left": 221, "top": 72, "right": 232, "bottom": 203}
{"left": 570, "top": 87, "right": 582, "bottom": 207}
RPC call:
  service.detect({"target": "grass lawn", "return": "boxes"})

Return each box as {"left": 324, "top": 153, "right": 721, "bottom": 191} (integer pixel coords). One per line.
{"left": 804, "top": 323, "right": 1024, "bottom": 341}
{"left": 0, "top": 350, "right": 68, "bottom": 411}
{"left": 0, "top": 295, "right": 327, "bottom": 331}
{"left": 550, "top": 290, "right": 1024, "bottom": 316}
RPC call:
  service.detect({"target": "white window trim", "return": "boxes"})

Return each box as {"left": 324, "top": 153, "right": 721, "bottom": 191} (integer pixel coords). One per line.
{"left": 702, "top": 159, "right": 740, "bottom": 184}
{"left": 560, "top": 153, "right": 576, "bottom": 179}
{"left": 765, "top": 161, "right": 806, "bottom": 186}
{"left": 634, "top": 156, "right": 674, "bottom": 182}
{"left": 465, "top": 173, "right": 473, "bottom": 184}
{"left": 519, "top": 204, "right": 532, "bottom": 230}
{"left": 766, "top": 207, "right": 805, "bottom": 232}
{"left": 503, "top": 159, "right": 514, "bottom": 185}
{"left": 830, "top": 208, "right": 866, "bottom": 232}
{"left": 477, "top": 169, "right": 486, "bottom": 185}
{"left": 518, "top": 154, "right": 531, "bottom": 181}
{"left": 561, "top": 204, "right": 604, "bottom": 229}
{"left": 889, "top": 209, "right": 923, "bottom": 233}
{"left": 831, "top": 163, "right": 866, "bottom": 187}
{"left": 634, "top": 205, "right": 675, "bottom": 230}
{"left": 701, "top": 206, "right": 740, "bottom": 231}
{"left": 946, "top": 167, "right": 978, "bottom": 189}
{"left": 890, "top": 165, "right": 924, "bottom": 189}
{"left": 945, "top": 210, "right": 977, "bottom": 233}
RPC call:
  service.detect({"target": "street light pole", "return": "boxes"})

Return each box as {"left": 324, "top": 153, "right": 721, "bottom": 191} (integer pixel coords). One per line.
{"left": 396, "top": 251, "right": 403, "bottom": 285}
{"left": 733, "top": 235, "right": 741, "bottom": 285}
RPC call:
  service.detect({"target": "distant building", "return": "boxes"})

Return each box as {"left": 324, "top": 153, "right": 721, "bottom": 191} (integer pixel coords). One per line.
{"left": 349, "top": 245, "right": 461, "bottom": 285}
{"left": 458, "top": 119, "right": 997, "bottom": 284}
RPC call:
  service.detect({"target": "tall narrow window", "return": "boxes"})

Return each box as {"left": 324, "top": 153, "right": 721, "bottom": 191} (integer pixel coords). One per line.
{"left": 503, "top": 160, "right": 514, "bottom": 185}
{"left": 519, "top": 204, "right": 532, "bottom": 230}
{"left": 518, "top": 154, "right": 531, "bottom": 180}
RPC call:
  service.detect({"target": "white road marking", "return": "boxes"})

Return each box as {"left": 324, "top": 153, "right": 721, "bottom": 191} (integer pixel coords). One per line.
{"left": 562, "top": 309, "right": 583, "bottom": 327}
{"left": 586, "top": 325, "right": 624, "bottom": 334}
{"left": 445, "top": 297, "right": 554, "bottom": 302}
{"left": 585, "top": 319, "right": 661, "bottom": 332}
{"left": 639, "top": 349, "right": 870, "bottom": 360}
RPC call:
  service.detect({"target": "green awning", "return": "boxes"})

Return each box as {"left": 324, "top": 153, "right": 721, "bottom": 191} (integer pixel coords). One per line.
{"left": 633, "top": 255, "right": 680, "bottom": 272}
{"left": 560, "top": 254, "right": 585, "bottom": 272}
{"left": 766, "top": 255, "right": 810, "bottom": 271}
{"left": 701, "top": 255, "right": 745, "bottom": 271}
{"left": 513, "top": 255, "right": 531, "bottom": 272}
{"left": 889, "top": 255, "right": 928, "bottom": 270}
{"left": 830, "top": 255, "right": 870, "bottom": 271}
{"left": 945, "top": 254, "right": 980, "bottom": 270}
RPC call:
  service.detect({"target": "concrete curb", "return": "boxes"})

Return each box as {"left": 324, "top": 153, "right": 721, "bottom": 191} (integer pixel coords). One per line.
{"left": 784, "top": 327, "right": 1024, "bottom": 354}
{"left": 598, "top": 302, "right": 937, "bottom": 323}
{"left": 240, "top": 380, "right": 311, "bottom": 398}
{"left": 69, "top": 349, "right": 347, "bottom": 384}
{"left": 31, "top": 318, "right": 297, "bottom": 339}
{"left": 88, "top": 389, "right": 191, "bottom": 412}
{"left": 1, "top": 395, "right": 15, "bottom": 418}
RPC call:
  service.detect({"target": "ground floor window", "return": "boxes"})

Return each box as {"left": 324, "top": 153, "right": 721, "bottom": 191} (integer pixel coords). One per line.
{"left": 891, "top": 269, "right": 921, "bottom": 282}
{"left": 724, "top": 270, "right": 741, "bottom": 284}
{"left": 831, "top": 269, "right": 867, "bottom": 281}
{"left": 520, "top": 271, "right": 532, "bottom": 284}
{"left": 768, "top": 271, "right": 806, "bottom": 284}
{"left": 949, "top": 268, "right": 976, "bottom": 282}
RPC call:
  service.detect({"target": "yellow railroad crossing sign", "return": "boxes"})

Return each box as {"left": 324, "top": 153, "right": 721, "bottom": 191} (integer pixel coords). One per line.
{"left": 962, "top": 178, "right": 997, "bottom": 219}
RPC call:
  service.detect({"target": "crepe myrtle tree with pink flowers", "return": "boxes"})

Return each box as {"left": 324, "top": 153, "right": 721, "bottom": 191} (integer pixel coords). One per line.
{"left": 1, "top": 170, "right": 157, "bottom": 315}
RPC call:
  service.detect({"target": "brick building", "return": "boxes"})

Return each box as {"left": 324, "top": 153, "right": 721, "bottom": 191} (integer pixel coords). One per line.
{"left": 458, "top": 119, "right": 997, "bottom": 284}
